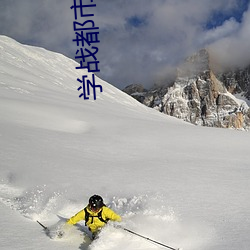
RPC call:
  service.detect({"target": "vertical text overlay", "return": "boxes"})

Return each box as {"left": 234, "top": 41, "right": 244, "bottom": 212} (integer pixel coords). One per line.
{"left": 71, "top": 0, "right": 103, "bottom": 100}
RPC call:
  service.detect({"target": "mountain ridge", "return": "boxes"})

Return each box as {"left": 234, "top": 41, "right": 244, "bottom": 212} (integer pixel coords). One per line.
{"left": 123, "top": 49, "right": 250, "bottom": 130}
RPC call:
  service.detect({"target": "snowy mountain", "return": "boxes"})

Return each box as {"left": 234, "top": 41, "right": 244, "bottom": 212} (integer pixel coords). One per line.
{"left": 217, "top": 65, "right": 250, "bottom": 100}
{"left": 124, "top": 49, "right": 250, "bottom": 130}
{"left": 1, "top": 36, "right": 250, "bottom": 250}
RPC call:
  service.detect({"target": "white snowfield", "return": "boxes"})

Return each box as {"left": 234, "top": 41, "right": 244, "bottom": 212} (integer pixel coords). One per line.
{"left": 0, "top": 35, "right": 250, "bottom": 250}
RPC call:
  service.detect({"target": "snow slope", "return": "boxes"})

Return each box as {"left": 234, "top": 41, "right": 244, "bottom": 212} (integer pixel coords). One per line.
{"left": 0, "top": 35, "right": 250, "bottom": 250}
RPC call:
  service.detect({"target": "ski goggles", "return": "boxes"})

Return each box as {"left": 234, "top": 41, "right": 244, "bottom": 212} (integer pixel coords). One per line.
{"left": 89, "top": 204, "right": 101, "bottom": 212}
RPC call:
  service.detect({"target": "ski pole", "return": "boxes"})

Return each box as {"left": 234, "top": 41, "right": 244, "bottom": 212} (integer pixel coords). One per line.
{"left": 37, "top": 220, "right": 48, "bottom": 231}
{"left": 122, "top": 227, "right": 180, "bottom": 250}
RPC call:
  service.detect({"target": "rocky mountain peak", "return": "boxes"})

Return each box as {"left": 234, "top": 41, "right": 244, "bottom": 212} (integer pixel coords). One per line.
{"left": 123, "top": 49, "right": 250, "bottom": 130}
{"left": 177, "top": 48, "right": 210, "bottom": 78}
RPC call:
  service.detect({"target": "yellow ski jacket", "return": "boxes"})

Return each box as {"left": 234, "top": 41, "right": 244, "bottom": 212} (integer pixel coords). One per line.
{"left": 67, "top": 206, "right": 121, "bottom": 233}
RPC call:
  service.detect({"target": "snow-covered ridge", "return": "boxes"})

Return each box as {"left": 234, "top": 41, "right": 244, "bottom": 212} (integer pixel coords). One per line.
{"left": 0, "top": 35, "right": 146, "bottom": 108}
{"left": 1, "top": 36, "right": 250, "bottom": 250}
{"left": 0, "top": 35, "right": 156, "bottom": 134}
{"left": 125, "top": 49, "right": 250, "bottom": 130}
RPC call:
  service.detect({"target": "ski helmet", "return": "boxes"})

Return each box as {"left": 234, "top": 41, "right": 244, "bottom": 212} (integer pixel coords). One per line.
{"left": 89, "top": 195, "right": 104, "bottom": 210}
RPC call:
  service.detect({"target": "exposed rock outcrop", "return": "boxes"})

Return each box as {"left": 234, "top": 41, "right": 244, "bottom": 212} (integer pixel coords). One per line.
{"left": 123, "top": 49, "right": 250, "bottom": 130}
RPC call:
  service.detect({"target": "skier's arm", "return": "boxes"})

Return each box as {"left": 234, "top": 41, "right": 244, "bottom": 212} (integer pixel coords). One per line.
{"left": 67, "top": 209, "right": 85, "bottom": 225}
{"left": 104, "top": 207, "right": 122, "bottom": 222}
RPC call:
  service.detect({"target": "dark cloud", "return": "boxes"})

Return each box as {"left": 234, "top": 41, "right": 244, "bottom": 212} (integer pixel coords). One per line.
{"left": 0, "top": 0, "right": 249, "bottom": 89}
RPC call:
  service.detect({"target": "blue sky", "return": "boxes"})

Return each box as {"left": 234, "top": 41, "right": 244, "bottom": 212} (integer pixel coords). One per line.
{"left": 126, "top": 15, "right": 148, "bottom": 28}
{"left": 206, "top": 0, "right": 249, "bottom": 29}
{"left": 0, "top": 0, "right": 249, "bottom": 89}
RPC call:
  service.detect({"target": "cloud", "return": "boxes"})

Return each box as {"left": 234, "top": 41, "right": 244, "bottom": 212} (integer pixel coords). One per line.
{"left": 209, "top": 4, "right": 250, "bottom": 69}
{"left": 94, "top": 0, "right": 249, "bottom": 88}
{"left": 0, "top": 0, "right": 249, "bottom": 89}
{"left": 200, "top": 18, "right": 240, "bottom": 45}
{"left": 0, "top": 0, "right": 74, "bottom": 54}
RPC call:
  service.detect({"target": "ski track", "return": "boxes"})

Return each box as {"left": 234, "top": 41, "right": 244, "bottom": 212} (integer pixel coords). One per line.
{"left": 0, "top": 180, "right": 212, "bottom": 250}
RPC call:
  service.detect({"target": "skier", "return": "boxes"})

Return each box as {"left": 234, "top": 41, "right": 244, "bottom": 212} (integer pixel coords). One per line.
{"left": 66, "top": 194, "right": 122, "bottom": 239}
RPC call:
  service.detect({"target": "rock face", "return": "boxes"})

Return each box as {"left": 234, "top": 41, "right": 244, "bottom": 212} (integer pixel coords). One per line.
{"left": 123, "top": 84, "right": 147, "bottom": 103}
{"left": 123, "top": 49, "right": 250, "bottom": 130}
{"left": 217, "top": 66, "right": 250, "bottom": 100}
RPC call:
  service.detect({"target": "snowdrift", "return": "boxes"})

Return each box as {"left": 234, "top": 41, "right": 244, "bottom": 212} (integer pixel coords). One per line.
{"left": 0, "top": 36, "right": 250, "bottom": 250}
